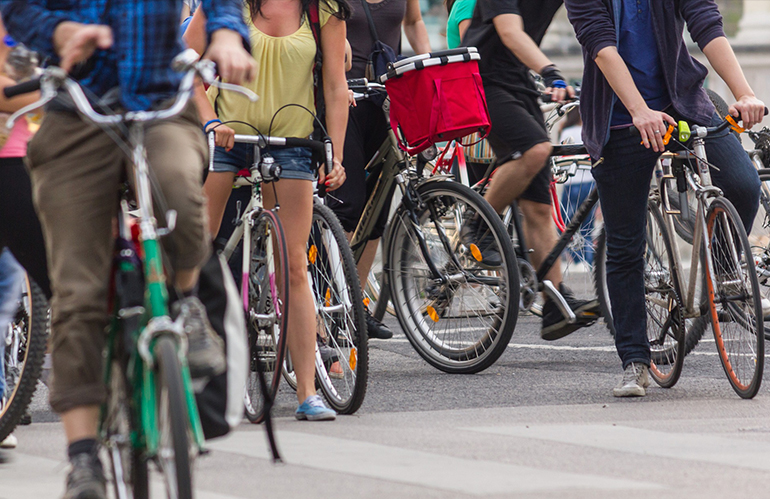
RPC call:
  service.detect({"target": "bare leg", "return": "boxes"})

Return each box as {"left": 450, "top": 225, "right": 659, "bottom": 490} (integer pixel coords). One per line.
{"left": 61, "top": 406, "right": 100, "bottom": 444}
{"left": 263, "top": 180, "right": 317, "bottom": 403}
{"left": 519, "top": 199, "right": 562, "bottom": 288}
{"left": 203, "top": 171, "right": 236, "bottom": 237}
{"left": 483, "top": 142, "right": 552, "bottom": 213}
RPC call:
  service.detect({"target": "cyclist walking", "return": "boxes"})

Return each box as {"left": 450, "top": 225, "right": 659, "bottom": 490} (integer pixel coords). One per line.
{"left": 459, "top": 0, "right": 597, "bottom": 340}
{"left": 0, "top": 1, "right": 255, "bottom": 497}
{"left": 564, "top": 0, "right": 766, "bottom": 396}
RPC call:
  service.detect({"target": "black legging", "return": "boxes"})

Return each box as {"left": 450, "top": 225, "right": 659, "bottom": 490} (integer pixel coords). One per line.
{"left": 0, "top": 157, "right": 51, "bottom": 298}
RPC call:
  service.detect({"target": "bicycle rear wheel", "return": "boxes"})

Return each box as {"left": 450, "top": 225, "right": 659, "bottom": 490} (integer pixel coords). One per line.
{"left": 308, "top": 200, "right": 368, "bottom": 414}
{"left": 387, "top": 180, "right": 518, "bottom": 374}
{"left": 155, "top": 336, "right": 193, "bottom": 499}
{"left": 705, "top": 196, "right": 764, "bottom": 398}
{"left": 749, "top": 172, "right": 770, "bottom": 339}
{"left": 244, "top": 210, "right": 289, "bottom": 423}
{"left": 644, "top": 200, "right": 686, "bottom": 387}
{"left": 0, "top": 274, "right": 47, "bottom": 443}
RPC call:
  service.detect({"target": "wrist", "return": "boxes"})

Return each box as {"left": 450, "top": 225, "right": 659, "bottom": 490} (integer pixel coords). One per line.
{"left": 203, "top": 118, "right": 221, "bottom": 132}
{"left": 210, "top": 29, "right": 242, "bottom": 45}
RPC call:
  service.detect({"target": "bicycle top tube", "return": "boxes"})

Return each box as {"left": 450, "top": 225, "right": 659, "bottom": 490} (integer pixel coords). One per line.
{"left": 5, "top": 49, "right": 257, "bottom": 129}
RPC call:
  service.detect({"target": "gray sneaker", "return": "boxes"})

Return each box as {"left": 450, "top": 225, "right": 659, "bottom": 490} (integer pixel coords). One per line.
{"left": 63, "top": 453, "right": 106, "bottom": 499}
{"left": 176, "top": 296, "right": 226, "bottom": 379}
{"left": 613, "top": 362, "right": 650, "bottom": 397}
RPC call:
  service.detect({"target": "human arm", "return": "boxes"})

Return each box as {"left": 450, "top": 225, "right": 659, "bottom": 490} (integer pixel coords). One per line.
{"left": 181, "top": 3, "right": 192, "bottom": 23}
{"left": 198, "top": 0, "right": 257, "bottom": 83}
{"left": 492, "top": 13, "right": 573, "bottom": 102}
{"left": 320, "top": 15, "right": 349, "bottom": 189}
{"left": 0, "top": 75, "right": 40, "bottom": 113}
{"left": 458, "top": 19, "right": 471, "bottom": 41}
{"left": 403, "top": 0, "right": 431, "bottom": 54}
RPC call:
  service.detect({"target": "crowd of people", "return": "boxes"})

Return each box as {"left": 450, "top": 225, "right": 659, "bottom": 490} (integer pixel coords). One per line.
{"left": 0, "top": 0, "right": 766, "bottom": 497}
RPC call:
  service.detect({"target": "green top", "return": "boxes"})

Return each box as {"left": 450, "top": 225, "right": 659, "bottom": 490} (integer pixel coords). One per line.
{"left": 446, "top": 0, "right": 476, "bottom": 49}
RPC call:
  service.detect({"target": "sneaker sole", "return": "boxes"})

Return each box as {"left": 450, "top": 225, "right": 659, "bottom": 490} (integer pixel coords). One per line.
{"left": 295, "top": 412, "right": 337, "bottom": 421}
{"left": 612, "top": 386, "right": 646, "bottom": 397}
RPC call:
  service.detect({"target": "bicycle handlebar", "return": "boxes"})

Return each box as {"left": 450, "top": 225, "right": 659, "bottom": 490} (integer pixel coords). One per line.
{"left": 4, "top": 49, "right": 258, "bottom": 129}
{"left": 628, "top": 107, "right": 769, "bottom": 142}
{"left": 347, "top": 78, "right": 386, "bottom": 101}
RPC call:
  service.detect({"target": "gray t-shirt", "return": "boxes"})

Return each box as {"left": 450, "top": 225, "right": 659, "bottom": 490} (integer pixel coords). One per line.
{"left": 346, "top": 0, "right": 407, "bottom": 79}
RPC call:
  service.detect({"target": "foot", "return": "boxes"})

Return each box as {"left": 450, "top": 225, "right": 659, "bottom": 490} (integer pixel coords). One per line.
{"left": 366, "top": 309, "right": 393, "bottom": 339}
{"left": 613, "top": 362, "right": 650, "bottom": 397}
{"left": 19, "top": 411, "right": 31, "bottom": 426}
{"left": 295, "top": 395, "right": 336, "bottom": 421}
{"left": 0, "top": 433, "right": 17, "bottom": 449}
{"left": 762, "top": 297, "right": 770, "bottom": 318}
{"left": 175, "top": 296, "right": 226, "bottom": 379}
{"left": 540, "top": 284, "right": 600, "bottom": 340}
{"left": 460, "top": 214, "right": 502, "bottom": 268}
{"left": 317, "top": 335, "right": 342, "bottom": 378}
{"left": 63, "top": 452, "right": 107, "bottom": 499}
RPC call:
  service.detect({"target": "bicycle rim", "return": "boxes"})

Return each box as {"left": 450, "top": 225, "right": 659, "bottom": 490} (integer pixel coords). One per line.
{"left": 750, "top": 173, "right": 770, "bottom": 340}
{"left": 244, "top": 210, "right": 289, "bottom": 423}
{"left": 0, "top": 275, "right": 47, "bottom": 442}
{"left": 706, "top": 197, "right": 764, "bottom": 398}
{"left": 308, "top": 201, "right": 369, "bottom": 413}
{"left": 155, "top": 336, "right": 193, "bottom": 499}
{"left": 387, "top": 180, "right": 518, "bottom": 374}
{"left": 644, "top": 201, "right": 685, "bottom": 387}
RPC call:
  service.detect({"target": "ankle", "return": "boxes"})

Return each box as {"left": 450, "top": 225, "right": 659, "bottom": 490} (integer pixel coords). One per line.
{"left": 68, "top": 438, "right": 98, "bottom": 460}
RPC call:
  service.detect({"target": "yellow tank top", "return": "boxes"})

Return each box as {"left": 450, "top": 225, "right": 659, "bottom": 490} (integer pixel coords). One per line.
{"left": 208, "top": 2, "right": 337, "bottom": 138}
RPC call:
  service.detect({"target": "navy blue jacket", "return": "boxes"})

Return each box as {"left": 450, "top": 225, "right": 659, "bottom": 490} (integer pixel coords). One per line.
{"left": 564, "top": 0, "right": 726, "bottom": 159}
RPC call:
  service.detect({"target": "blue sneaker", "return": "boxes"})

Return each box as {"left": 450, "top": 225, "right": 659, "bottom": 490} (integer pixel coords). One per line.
{"left": 295, "top": 395, "right": 336, "bottom": 421}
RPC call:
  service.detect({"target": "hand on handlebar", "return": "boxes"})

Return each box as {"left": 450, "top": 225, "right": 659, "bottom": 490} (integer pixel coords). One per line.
{"left": 53, "top": 22, "right": 113, "bottom": 73}
{"left": 204, "top": 30, "right": 257, "bottom": 85}
{"left": 208, "top": 123, "right": 236, "bottom": 151}
{"left": 731, "top": 95, "right": 766, "bottom": 130}
{"left": 321, "top": 158, "right": 346, "bottom": 191}
{"left": 543, "top": 84, "right": 576, "bottom": 104}
{"left": 632, "top": 106, "right": 677, "bottom": 153}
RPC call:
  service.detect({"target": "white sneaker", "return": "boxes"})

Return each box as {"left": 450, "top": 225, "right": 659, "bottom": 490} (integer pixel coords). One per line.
{"left": 761, "top": 297, "right": 770, "bottom": 319}
{"left": 613, "top": 362, "right": 650, "bottom": 397}
{"left": 0, "top": 433, "right": 17, "bottom": 449}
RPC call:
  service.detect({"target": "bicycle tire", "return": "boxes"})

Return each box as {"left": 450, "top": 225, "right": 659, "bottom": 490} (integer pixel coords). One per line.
{"left": 365, "top": 244, "right": 396, "bottom": 319}
{"left": 308, "top": 200, "right": 369, "bottom": 413}
{"left": 243, "top": 210, "right": 290, "bottom": 423}
{"left": 387, "top": 180, "right": 519, "bottom": 374}
{"left": 0, "top": 275, "right": 47, "bottom": 443}
{"left": 155, "top": 336, "right": 193, "bottom": 499}
{"left": 644, "top": 200, "right": 686, "bottom": 387}
{"left": 749, "top": 173, "right": 770, "bottom": 340}
{"left": 705, "top": 196, "right": 764, "bottom": 398}
{"left": 594, "top": 227, "right": 710, "bottom": 356}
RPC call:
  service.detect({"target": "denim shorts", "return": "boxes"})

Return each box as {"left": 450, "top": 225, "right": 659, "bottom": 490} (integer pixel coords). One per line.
{"left": 210, "top": 143, "right": 316, "bottom": 181}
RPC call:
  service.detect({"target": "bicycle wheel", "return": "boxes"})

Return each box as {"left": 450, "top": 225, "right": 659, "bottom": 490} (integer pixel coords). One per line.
{"left": 0, "top": 275, "right": 47, "bottom": 443}
{"left": 244, "top": 210, "right": 289, "bottom": 423}
{"left": 155, "top": 336, "right": 193, "bottom": 499}
{"left": 103, "top": 358, "right": 148, "bottom": 499}
{"left": 705, "top": 196, "right": 764, "bottom": 398}
{"left": 644, "top": 201, "right": 686, "bottom": 387}
{"left": 364, "top": 245, "right": 395, "bottom": 319}
{"left": 308, "top": 200, "right": 368, "bottom": 413}
{"left": 749, "top": 172, "right": 770, "bottom": 339}
{"left": 387, "top": 180, "right": 518, "bottom": 374}
{"left": 595, "top": 226, "right": 710, "bottom": 356}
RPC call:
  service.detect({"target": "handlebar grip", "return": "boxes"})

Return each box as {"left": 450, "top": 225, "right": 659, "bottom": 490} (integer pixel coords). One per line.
{"left": 4, "top": 78, "right": 41, "bottom": 99}
{"left": 540, "top": 91, "right": 580, "bottom": 104}
{"left": 283, "top": 137, "right": 324, "bottom": 153}
{"left": 347, "top": 78, "right": 368, "bottom": 89}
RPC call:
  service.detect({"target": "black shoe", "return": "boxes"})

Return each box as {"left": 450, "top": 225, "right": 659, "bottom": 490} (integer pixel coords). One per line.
{"left": 541, "top": 284, "right": 600, "bottom": 341}
{"left": 63, "top": 453, "right": 107, "bottom": 499}
{"left": 460, "top": 214, "right": 502, "bottom": 268}
{"left": 366, "top": 310, "right": 393, "bottom": 339}
{"left": 19, "top": 411, "right": 31, "bottom": 426}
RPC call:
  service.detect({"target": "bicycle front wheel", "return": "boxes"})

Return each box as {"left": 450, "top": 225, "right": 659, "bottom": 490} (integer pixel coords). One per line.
{"left": 644, "top": 200, "right": 686, "bottom": 387}
{"left": 308, "top": 200, "right": 368, "bottom": 413}
{"left": 387, "top": 180, "right": 519, "bottom": 374}
{"left": 244, "top": 210, "right": 289, "bottom": 423}
{"left": 0, "top": 274, "right": 47, "bottom": 443}
{"left": 705, "top": 196, "right": 764, "bottom": 398}
{"left": 155, "top": 336, "right": 193, "bottom": 499}
{"left": 749, "top": 172, "right": 770, "bottom": 339}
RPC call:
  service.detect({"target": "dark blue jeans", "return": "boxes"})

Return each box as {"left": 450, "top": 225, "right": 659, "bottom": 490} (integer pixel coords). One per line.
{"left": 594, "top": 112, "right": 760, "bottom": 369}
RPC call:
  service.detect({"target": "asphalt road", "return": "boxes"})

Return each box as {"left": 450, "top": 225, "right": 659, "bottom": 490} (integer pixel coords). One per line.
{"left": 3, "top": 312, "right": 770, "bottom": 499}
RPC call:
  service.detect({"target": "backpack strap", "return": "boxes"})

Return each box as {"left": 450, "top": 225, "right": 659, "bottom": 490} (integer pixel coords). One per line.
{"left": 308, "top": 0, "right": 325, "bottom": 140}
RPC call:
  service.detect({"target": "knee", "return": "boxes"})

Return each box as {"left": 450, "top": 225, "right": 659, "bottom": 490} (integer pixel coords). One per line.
{"left": 287, "top": 251, "right": 309, "bottom": 289}
{"left": 522, "top": 142, "right": 552, "bottom": 177}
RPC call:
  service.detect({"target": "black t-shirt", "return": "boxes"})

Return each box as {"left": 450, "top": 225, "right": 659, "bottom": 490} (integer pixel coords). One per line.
{"left": 462, "top": 0, "right": 563, "bottom": 95}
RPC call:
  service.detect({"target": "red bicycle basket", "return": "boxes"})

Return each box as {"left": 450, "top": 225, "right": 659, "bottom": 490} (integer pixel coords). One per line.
{"left": 382, "top": 48, "right": 491, "bottom": 155}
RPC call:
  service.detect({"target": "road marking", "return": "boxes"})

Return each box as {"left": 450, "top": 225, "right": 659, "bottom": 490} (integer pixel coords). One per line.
{"left": 208, "top": 430, "right": 662, "bottom": 495}
{"left": 0, "top": 452, "right": 242, "bottom": 499}
{"left": 466, "top": 424, "right": 770, "bottom": 471}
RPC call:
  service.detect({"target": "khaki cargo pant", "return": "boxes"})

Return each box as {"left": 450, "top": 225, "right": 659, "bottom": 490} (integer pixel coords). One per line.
{"left": 26, "top": 105, "right": 210, "bottom": 413}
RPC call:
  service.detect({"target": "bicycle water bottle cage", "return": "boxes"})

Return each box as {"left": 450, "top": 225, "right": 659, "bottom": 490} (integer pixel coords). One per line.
{"left": 259, "top": 155, "right": 282, "bottom": 182}
{"left": 678, "top": 121, "right": 691, "bottom": 143}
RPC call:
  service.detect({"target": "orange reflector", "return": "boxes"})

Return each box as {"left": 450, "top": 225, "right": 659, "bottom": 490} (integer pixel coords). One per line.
{"left": 427, "top": 306, "right": 439, "bottom": 322}
{"left": 308, "top": 245, "right": 318, "bottom": 264}
{"left": 470, "top": 244, "right": 482, "bottom": 262}
{"left": 349, "top": 348, "right": 357, "bottom": 370}
{"left": 363, "top": 297, "right": 370, "bottom": 308}
{"left": 325, "top": 288, "right": 331, "bottom": 307}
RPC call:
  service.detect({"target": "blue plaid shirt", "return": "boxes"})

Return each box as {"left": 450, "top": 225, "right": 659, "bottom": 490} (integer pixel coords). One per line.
{"left": 0, "top": 0, "right": 250, "bottom": 111}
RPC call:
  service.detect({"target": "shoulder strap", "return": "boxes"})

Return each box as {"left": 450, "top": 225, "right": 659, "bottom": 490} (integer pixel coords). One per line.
{"left": 359, "top": 0, "right": 380, "bottom": 43}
